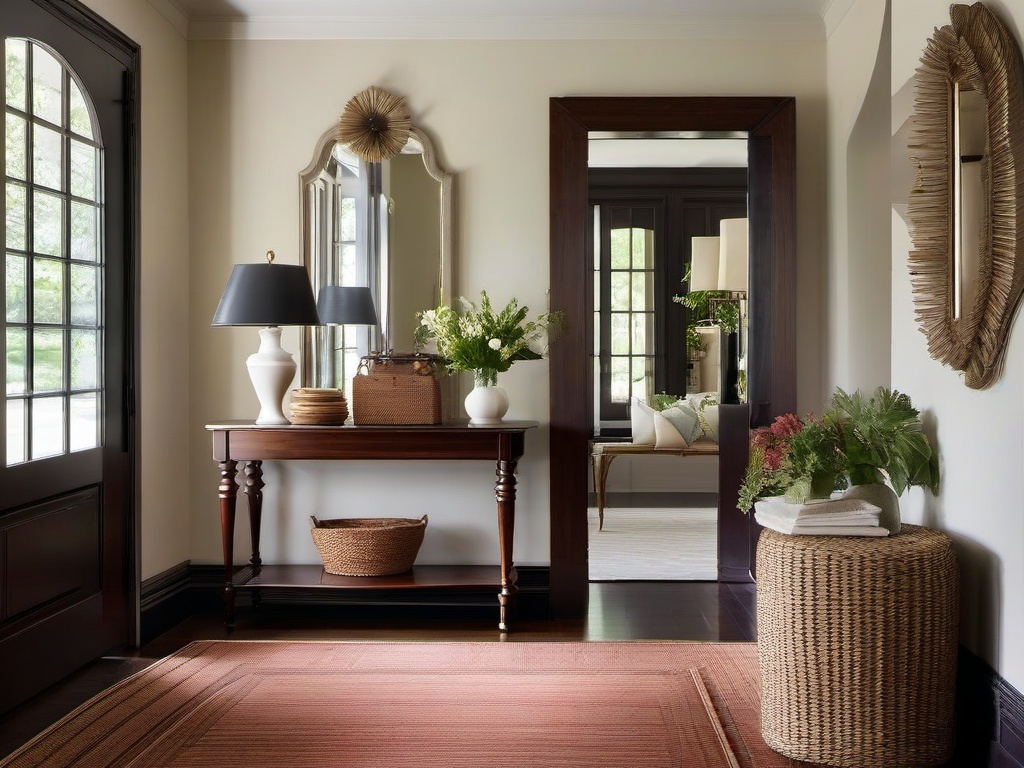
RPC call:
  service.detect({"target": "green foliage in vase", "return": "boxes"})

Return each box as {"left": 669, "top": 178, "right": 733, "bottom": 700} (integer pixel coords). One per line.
{"left": 737, "top": 386, "right": 940, "bottom": 511}
{"left": 414, "top": 291, "right": 563, "bottom": 385}
{"left": 672, "top": 264, "right": 740, "bottom": 344}
{"left": 827, "top": 387, "right": 940, "bottom": 496}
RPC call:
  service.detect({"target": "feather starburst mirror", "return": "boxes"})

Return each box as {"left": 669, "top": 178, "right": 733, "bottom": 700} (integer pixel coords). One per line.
{"left": 337, "top": 86, "right": 413, "bottom": 163}
{"left": 908, "top": 2, "right": 1024, "bottom": 389}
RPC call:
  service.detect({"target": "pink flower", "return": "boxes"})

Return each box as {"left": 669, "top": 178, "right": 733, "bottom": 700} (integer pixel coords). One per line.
{"left": 763, "top": 446, "right": 785, "bottom": 471}
{"left": 769, "top": 413, "right": 802, "bottom": 440}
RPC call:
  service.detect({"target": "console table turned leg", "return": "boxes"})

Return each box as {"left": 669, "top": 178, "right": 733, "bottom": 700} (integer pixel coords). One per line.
{"left": 244, "top": 460, "right": 264, "bottom": 610}
{"left": 244, "top": 461, "right": 264, "bottom": 575}
{"left": 218, "top": 459, "right": 239, "bottom": 629}
{"left": 495, "top": 434, "right": 521, "bottom": 633}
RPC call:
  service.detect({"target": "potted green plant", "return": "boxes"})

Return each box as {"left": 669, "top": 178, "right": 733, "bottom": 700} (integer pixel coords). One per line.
{"left": 738, "top": 387, "right": 940, "bottom": 533}
{"left": 414, "top": 291, "right": 562, "bottom": 424}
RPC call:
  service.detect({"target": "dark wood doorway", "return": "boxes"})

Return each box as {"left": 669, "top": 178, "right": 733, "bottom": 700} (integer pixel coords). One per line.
{"left": 549, "top": 97, "right": 797, "bottom": 616}
{"left": 0, "top": 0, "right": 139, "bottom": 713}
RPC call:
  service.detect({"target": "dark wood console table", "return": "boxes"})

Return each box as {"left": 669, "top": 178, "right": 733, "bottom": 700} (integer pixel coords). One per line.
{"left": 207, "top": 420, "right": 538, "bottom": 632}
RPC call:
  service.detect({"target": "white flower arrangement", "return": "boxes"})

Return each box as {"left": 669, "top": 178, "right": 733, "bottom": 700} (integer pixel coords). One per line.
{"left": 414, "top": 291, "right": 563, "bottom": 387}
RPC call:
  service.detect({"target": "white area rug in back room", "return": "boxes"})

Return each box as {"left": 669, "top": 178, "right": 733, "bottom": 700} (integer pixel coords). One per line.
{"left": 588, "top": 506, "right": 717, "bottom": 581}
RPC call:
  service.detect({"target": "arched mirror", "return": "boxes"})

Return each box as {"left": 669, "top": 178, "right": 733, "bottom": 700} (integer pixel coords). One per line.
{"left": 908, "top": 2, "right": 1024, "bottom": 389}
{"left": 299, "top": 123, "right": 453, "bottom": 395}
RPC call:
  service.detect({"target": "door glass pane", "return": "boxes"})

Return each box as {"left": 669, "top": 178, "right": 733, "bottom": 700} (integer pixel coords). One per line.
{"left": 33, "top": 257, "right": 64, "bottom": 324}
{"left": 70, "top": 140, "right": 96, "bottom": 200}
{"left": 33, "top": 123, "right": 63, "bottom": 190}
{"left": 70, "top": 392, "right": 98, "bottom": 451}
{"left": 31, "top": 44, "right": 63, "bottom": 125}
{"left": 610, "top": 356, "right": 629, "bottom": 402}
{"left": 6, "top": 253, "right": 26, "bottom": 322}
{"left": 6, "top": 112, "right": 26, "bottom": 180}
{"left": 6, "top": 399, "right": 25, "bottom": 464}
{"left": 33, "top": 328, "right": 64, "bottom": 391}
{"left": 631, "top": 313, "right": 647, "bottom": 355}
{"left": 68, "top": 79, "right": 92, "bottom": 139}
{"left": 632, "top": 273, "right": 648, "bottom": 311}
{"left": 632, "top": 228, "right": 651, "bottom": 269}
{"left": 610, "top": 229, "right": 630, "bottom": 269}
{"left": 31, "top": 395, "right": 65, "bottom": 459}
{"left": 6, "top": 328, "right": 25, "bottom": 394}
{"left": 70, "top": 329, "right": 98, "bottom": 389}
{"left": 33, "top": 190, "right": 64, "bottom": 257}
{"left": 5, "top": 39, "right": 27, "bottom": 111}
{"left": 610, "top": 313, "right": 629, "bottom": 355}
{"left": 71, "top": 202, "right": 99, "bottom": 261}
{"left": 6, "top": 183, "right": 26, "bottom": 250}
{"left": 70, "top": 264, "right": 98, "bottom": 325}
{"left": 610, "top": 273, "right": 629, "bottom": 312}
{"left": 630, "top": 358, "right": 651, "bottom": 401}
{"left": 5, "top": 37, "right": 105, "bottom": 467}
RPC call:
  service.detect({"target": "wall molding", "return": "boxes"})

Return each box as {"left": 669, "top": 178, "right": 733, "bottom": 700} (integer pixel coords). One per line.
{"left": 184, "top": 17, "right": 824, "bottom": 42}
{"left": 139, "top": 561, "right": 192, "bottom": 644}
{"left": 956, "top": 646, "right": 1024, "bottom": 767}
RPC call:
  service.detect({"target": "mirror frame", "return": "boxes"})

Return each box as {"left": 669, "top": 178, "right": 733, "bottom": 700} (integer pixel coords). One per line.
{"left": 549, "top": 97, "right": 796, "bottom": 616}
{"left": 298, "top": 125, "right": 454, "bottom": 386}
{"left": 909, "top": 2, "right": 1024, "bottom": 389}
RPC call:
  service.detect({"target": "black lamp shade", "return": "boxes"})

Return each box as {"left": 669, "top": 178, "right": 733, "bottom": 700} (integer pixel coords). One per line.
{"left": 317, "top": 286, "right": 379, "bottom": 325}
{"left": 212, "top": 263, "right": 320, "bottom": 326}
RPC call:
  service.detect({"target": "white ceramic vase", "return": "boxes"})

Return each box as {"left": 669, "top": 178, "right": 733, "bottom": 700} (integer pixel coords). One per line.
{"left": 465, "top": 370, "right": 508, "bottom": 425}
{"left": 842, "top": 483, "right": 901, "bottom": 535}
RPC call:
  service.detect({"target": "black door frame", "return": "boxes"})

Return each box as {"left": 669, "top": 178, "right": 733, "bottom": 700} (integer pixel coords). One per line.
{"left": 549, "top": 97, "right": 797, "bottom": 616}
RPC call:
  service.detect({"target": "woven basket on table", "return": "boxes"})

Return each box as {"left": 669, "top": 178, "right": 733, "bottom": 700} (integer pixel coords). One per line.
{"left": 756, "top": 524, "right": 959, "bottom": 768}
{"left": 310, "top": 516, "right": 427, "bottom": 576}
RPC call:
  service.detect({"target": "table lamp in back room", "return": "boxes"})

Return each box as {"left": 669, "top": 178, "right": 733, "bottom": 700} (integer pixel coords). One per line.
{"left": 212, "top": 250, "right": 320, "bottom": 424}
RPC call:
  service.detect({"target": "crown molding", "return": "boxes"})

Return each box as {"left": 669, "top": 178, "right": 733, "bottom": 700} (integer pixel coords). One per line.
{"left": 146, "top": 0, "right": 189, "bottom": 38}
{"left": 186, "top": 16, "right": 825, "bottom": 42}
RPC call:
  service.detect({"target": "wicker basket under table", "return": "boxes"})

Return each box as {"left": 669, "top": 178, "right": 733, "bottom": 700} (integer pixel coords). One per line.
{"left": 756, "top": 524, "right": 958, "bottom": 768}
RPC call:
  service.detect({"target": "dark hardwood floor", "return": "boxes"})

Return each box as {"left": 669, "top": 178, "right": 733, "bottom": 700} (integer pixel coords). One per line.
{"left": 0, "top": 580, "right": 756, "bottom": 758}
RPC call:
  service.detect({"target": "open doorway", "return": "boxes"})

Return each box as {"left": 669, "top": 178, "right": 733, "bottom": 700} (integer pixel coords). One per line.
{"left": 586, "top": 137, "right": 747, "bottom": 582}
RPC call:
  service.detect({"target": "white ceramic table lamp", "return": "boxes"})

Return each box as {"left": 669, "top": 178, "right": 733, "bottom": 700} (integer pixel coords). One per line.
{"left": 212, "top": 251, "right": 321, "bottom": 425}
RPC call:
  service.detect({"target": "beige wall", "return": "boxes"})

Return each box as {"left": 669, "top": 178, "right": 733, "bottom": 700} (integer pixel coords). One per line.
{"left": 187, "top": 38, "right": 828, "bottom": 568}
{"left": 891, "top": 0, "right": 1024, "bottom": 693}
{"left": 825, "top": 0, "right": 890, "bottom": 397}
{"left": 80, "top": 0, "right": 190, "bottom": 581}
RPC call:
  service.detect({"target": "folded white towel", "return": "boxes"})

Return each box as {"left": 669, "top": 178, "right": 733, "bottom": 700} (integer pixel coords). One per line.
{"left": 757, "top": 509, "right": 880, "bottom": 529}
{"left": 755, "top": 508, "right": 889, "bottom": 537}
{"left": 758, "top": 496, "right": 882, "bottom": 519}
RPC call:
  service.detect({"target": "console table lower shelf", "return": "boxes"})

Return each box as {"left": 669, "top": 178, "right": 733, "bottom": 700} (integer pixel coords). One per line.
{"left": 208, "top": 421, "right": 538, "bottom": 632}
{"left": 233, "top": 564, "right": 510, "bottom": 607}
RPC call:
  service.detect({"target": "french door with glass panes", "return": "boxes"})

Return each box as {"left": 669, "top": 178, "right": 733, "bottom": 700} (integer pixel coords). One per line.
{"left": 0, "top": 0, "right": 138, "bottom": 714}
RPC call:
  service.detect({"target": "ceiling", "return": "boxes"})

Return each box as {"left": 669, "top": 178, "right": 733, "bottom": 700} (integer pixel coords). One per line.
{"left": 155, "top": 0, "right": 852, "bottom": 40}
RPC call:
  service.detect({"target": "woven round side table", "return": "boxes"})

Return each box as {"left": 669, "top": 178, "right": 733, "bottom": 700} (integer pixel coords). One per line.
{"left": 756, "top": 524, "right": 958, "bottom": 768}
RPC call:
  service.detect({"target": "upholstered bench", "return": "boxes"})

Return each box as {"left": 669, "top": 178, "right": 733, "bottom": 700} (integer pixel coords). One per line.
{"left": 589, "top": 439, "right": 719, "bottom": 530}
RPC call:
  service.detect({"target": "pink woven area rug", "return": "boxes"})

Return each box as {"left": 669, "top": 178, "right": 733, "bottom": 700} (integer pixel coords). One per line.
{"left": 2, "top": 641, "right": 813, "bottom": 768}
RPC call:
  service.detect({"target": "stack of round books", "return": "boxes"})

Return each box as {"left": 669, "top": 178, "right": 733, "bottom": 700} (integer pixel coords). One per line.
{"left": 288, "top": 388, "right": 349, "bottom": 425}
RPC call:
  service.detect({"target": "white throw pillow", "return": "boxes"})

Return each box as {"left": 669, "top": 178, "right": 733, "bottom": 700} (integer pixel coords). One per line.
{"left": 653, "top": 405, "right": 703, "bottom": 448}
{"left": 630, "top": 397, "right": 656, "bottom": 445}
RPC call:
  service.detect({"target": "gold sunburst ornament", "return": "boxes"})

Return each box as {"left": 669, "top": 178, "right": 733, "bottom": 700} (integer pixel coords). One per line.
{"left": 337, "top": 86, "right": 412, "bottom": 163}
